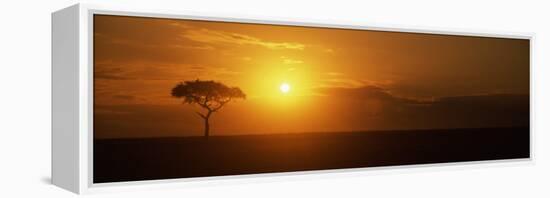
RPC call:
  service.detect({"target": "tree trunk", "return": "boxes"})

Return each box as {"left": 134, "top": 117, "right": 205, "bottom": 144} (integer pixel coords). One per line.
{"left": 203, "top": 111, "right": 212, "bottom": 139}
{"left": 204, "top": 117, "right": 210, "bottom": 138}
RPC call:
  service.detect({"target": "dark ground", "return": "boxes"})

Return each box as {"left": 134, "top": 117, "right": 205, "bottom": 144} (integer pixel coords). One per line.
{"left": 94, "top": 127, "right": 529, "bottom": 183}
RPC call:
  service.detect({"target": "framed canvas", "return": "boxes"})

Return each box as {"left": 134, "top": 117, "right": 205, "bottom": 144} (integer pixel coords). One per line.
{"left": 52, "top": 3, "right": 533, "bottom": 194}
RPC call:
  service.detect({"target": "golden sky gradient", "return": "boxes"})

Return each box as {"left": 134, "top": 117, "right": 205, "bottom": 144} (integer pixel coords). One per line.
{"left": 94, "top": 15, "right": 529, "bottom": 139}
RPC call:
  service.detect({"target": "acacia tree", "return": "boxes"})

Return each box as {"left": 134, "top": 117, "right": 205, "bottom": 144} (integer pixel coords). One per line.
{"left": 171, "top": 80, "right": 245, "bottom": 138}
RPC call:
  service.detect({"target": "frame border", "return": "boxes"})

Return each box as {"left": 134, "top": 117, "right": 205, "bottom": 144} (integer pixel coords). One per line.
{"left": 68, "top": 3, "right": 534, "bottom": 194}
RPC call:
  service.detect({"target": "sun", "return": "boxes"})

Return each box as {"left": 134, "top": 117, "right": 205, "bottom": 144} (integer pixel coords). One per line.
{"left": 280, "top": 83, "right": 291, "bottom": 93}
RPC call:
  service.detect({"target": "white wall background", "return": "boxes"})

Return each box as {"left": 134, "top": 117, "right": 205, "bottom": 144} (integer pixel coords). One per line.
{"left": 0, "top": 0, "right": 548, "bottom": 197}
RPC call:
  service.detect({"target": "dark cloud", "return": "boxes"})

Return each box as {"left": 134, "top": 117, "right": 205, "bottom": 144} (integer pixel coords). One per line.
{"left": 94, "top": 15, "right": 224, "bottom": 65}
{"left": 182, "top": 28, "right": 305, "bottom": 50}
{"left": 419, "top": 94, "right": 530, "bottom": 128}
{"left": 94, "top": 67, "right": 128, "bottom": 80}
{"left": 316, "top": 86, "right": 529, "bottom": 130}
{"left": 316, "top": 85, "right": 427, "bottom": 105}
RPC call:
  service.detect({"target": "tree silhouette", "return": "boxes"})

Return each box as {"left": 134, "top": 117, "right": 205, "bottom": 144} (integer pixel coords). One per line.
{"left": 171, "top": 80, "right": 246, "bottom": 138}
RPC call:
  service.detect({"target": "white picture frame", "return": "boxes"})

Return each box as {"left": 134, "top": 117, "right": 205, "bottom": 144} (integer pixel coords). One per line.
{"left": 52, "top": 3, "right": 534, "bottom": 194}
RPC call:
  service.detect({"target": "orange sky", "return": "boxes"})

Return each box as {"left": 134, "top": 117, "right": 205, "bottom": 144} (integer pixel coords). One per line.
{"left": 93, "top": 15, "right": 530, "bottom": 139}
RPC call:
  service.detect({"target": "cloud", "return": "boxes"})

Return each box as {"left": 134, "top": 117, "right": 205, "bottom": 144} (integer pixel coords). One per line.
{"left": 324, "top": 48, "right": 335, "bottom": 53}
{"left": 94, "top": 66, "right": 128, "bottom": 80}
{"left": 182, "top": 28, "right": 305, "bottom": 50}
{"left": 319, "top": 78, "right": 366, "bottom": 88}
{"left": 95, "top": 61, "right": 241, "bottom": 82}
{"left": 96, "top": 32, "right": 215, "bottom": 51}
{"left": 280, "top": 56, "right": 303, "bottom": 65}
{"left": 172, "top": 44, "right": 215, "bottom": 50}
{"left": 429, "top": 93, "right": 529, "bottom": 111}
{"left": 94, "top": 107, "right": 132, "bottom": 116}
{"left": 326, "top": 72, "right": 344, "bottom": 76}
{"left": 317, "top": 85, "right": 423, "bottom": 104}
{"left": 169, "top": 22, "right": 192, "bottom": 29}
{"left": 316, "top": 86, "right": 529, "bottom": 130}
{"left": 319, "top": 73, "right": 394, "bottom": 89}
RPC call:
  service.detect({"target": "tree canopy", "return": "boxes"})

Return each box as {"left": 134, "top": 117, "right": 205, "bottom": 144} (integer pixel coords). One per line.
{"left": 171, "top": 80, "right": 246, "bottom": 112}
{"left": 171, "top": 80, "right": 246, "bottom": 138}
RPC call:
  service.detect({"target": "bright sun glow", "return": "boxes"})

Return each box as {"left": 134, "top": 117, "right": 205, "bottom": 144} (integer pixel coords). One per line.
{"left": 280, "top": 83, "right": 291, "bottom": 93}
